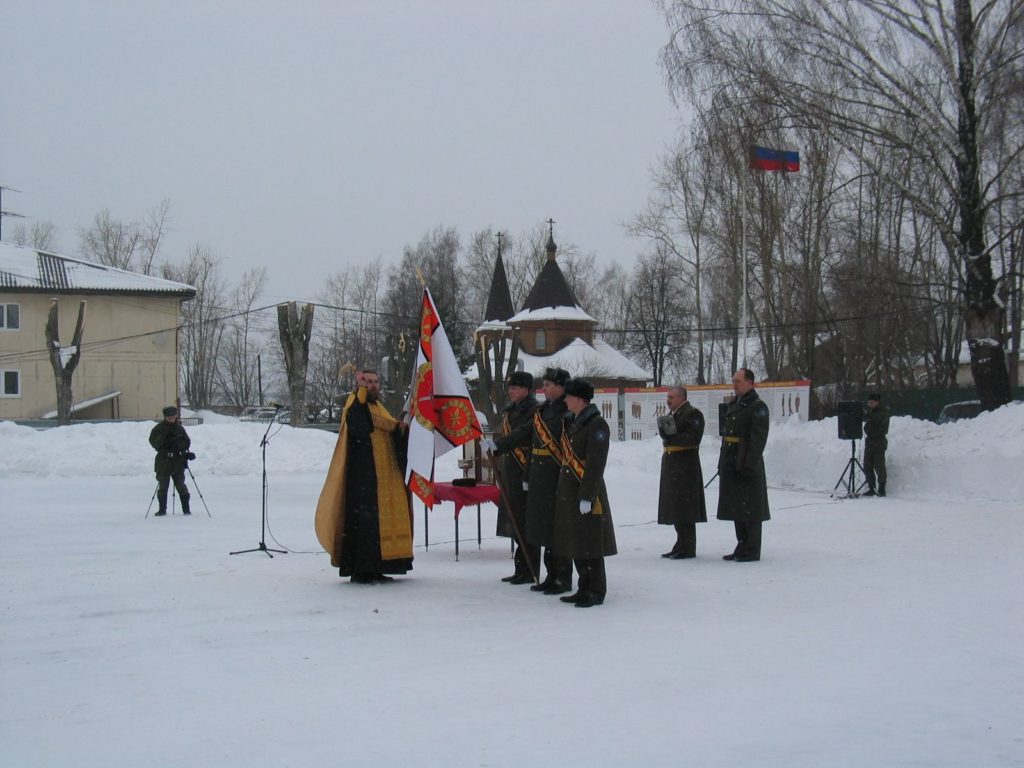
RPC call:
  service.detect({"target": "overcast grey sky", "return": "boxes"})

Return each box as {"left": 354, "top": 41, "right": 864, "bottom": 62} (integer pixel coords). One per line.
{"left": 2, "top": 0, "right": 682, "bottom": 304}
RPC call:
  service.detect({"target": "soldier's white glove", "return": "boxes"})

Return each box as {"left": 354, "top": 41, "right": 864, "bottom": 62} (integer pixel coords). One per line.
{"left": 579, "top": 500, "right": 592, "bottom": 515}
{"left": 480, "top": 438, "right": 497, "bottom": 453}
{"left": 522, "top": 481, "right": 529, "bottom": 491}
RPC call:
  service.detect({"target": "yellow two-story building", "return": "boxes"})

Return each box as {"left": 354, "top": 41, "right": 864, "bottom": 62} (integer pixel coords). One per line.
{"left": 0, "top": 242, "right": 195, "bottom": 421}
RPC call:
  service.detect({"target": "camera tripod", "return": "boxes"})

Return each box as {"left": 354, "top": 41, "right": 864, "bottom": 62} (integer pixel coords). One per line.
{"left": 230, "top": 408, "right": 286, "bottom": 557}
{"left": 144, "top": 464, "right": 211, "bottom": 518}
{"left": 831, "top": 439, "right": 868, "bottom": 499}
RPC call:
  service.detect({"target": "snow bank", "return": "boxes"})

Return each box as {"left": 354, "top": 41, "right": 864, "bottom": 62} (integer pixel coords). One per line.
{"left": 0, "top": 420, "right": 338, "bottom": 479}
{"left": 2, "top": 401, "right": 1022, "bottom": 502}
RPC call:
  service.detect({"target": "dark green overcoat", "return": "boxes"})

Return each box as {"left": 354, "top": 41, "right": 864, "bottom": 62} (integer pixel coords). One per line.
{"left": 716, "top": 389, "right": 770, "bottom": 522}
{"left": 495, "top": 395, "right": 568, "bottom": 547}
{"left": 493, "top": 395, "right": 539, "bottom": 538}
{"left": 148, "top": 420, "right": 191, "bottom": 476}
{"left": 551, "top": 404, "right": 617, "bottom": 560}
{"left": 864, "top": 406, "right": 890, "bottom": 451}
{"left": 658, "top": 402, "right": 708, "bottom": 525}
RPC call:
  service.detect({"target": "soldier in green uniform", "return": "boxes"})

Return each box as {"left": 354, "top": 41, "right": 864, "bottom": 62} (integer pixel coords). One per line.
{"left": 657, "top": 385, "right": 707, "bottom": 559}
{"left": 488, "top": 367, "right": 573, "bottom": 594}
{"left": 551, "top": 378, "right": 617, "bottom": 607}
{"left": 490, "top": 371, "right": 540, "bottom": 583}
{"left": 148, "top": 406, "right": 192, "bottom": 516}
{"left": 717, "top": 369, "right": 770, "bottom": 561}
{"left": 863, "top": 393, "right": 890, "bottom": 497}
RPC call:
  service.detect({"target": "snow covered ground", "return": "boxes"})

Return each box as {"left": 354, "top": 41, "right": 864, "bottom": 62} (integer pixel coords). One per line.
{"left": 2, "top": 406, "right": 1023, "bottom": 767}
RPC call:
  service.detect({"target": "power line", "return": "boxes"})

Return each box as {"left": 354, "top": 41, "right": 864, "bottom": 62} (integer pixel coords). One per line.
{"left": 0, "top": 295, "right": 962, "bottom": 365}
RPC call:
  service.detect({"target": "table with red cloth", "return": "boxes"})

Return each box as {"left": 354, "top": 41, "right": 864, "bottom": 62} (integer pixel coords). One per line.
{"left": 428, "top": 482, "right": 502, "bottom": 560}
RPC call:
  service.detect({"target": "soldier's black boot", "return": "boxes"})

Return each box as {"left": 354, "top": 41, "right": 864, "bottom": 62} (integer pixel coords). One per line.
{"left": 878, "top": 482, "right": 886, "bottom": 497}
{"left": 530, "top": 578, "right": 552, "bottom": 592}
{"left": 864, "top": 487, "right": 876, "bottom": 497}
{"left": 154, "top": 508, "right": 167, "bottom": 517}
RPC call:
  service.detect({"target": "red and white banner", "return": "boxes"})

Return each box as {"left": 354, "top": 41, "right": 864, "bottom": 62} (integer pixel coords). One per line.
{"left": 405, "top": 287, "right": 483, "bottom": 504}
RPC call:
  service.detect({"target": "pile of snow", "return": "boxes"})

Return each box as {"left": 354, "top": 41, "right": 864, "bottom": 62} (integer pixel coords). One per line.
{"left": 2, "top": 402, "right": 1022, "bottom": 503}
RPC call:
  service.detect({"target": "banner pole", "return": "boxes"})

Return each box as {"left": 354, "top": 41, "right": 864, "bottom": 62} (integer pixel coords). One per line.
{"left": 485, "top": 451, "right": 539, "bottom": 585}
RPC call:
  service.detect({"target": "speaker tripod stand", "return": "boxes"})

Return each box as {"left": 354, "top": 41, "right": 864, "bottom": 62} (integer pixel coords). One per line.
{"left": 831, "top": 439, "right": 868, "bottom": 499}
{"left": 231, "top": 410, "right": 286, "bottom": 557}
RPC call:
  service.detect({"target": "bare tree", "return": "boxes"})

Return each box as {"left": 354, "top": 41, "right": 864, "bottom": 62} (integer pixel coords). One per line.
{"left": 308, "top": 259, "right": 385, "bottom": 418}
{"left": 162, "top": 245, "right": 225, "bottom": 408}
{"left": 78, "top": 200, "right": 170, "bottom": 275}
{"left": 11, "top": 220, "right": 59, "bottom": 251}
{"left": 216, "top": 267, "right": 267, "bottom": 408}
{"left": 44, "top": 299, "right": 87, "bottom": 425}
{"left": 659, "top": 0, "right": 1023, "bottom": 407}
{"left": 278, "top": 302, "right": 315, "bottom": 426}
{"left": 623, "top": 246, "right": 691, "bottom": 385}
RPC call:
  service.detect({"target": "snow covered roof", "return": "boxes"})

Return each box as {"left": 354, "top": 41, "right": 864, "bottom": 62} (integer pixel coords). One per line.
{"left": 40, "top": 390, "right": 122, "bottom": 419}
{"left": 507, "top": 304, "right": 597, "bottom": 324}
{"left": 475, "top": 318, "right": 512, "bottom": 334}
{"left": 0, "top": 242, "right": 196, "bottom": 296}
{"left": 466, "top": 336, "right": 651, "bottom": 382}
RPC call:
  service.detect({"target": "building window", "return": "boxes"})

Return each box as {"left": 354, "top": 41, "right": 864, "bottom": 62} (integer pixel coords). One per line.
{"left": 0, "top": 303, "right": 20, "bottom": 330}
{"left": 0, "top": 369, "right": 20, "bottom": 397}
{"left": 535, "top": 329, "right": 546, "bottom": 350}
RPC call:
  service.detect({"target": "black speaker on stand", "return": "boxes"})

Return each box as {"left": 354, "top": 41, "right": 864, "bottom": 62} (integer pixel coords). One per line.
{"left": 831, "top": 401, "right": 867, "bottom": 498}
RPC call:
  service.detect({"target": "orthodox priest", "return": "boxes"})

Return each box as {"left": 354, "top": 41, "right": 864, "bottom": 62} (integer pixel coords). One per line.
{"left": 315, "top": 369, "right": 414, "bottom": 583}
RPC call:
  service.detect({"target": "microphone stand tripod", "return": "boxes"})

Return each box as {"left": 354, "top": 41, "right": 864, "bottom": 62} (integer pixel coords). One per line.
{"left": 231, "top": 408, "right": 286, "bottom": 557}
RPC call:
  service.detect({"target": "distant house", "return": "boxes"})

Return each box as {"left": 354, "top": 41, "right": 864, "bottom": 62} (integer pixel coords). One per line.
{"left": 912, "top": 340, "right": 1024, "bottom": 388}
{"left": 0, "top": 242, "right": 195, "bottom": 420}
{"left": 470, "top": 226, "right": 651, "bottom": 389}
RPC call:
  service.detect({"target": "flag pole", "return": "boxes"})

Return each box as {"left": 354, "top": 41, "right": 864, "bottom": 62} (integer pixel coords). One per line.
{"left": 740, "top": 159, "right": 748, "bottom": 368}
{"left": 485, "top": 451, "right": 540, "bottom": 585}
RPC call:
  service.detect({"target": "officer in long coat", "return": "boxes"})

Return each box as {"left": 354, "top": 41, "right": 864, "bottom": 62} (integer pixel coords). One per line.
{"left": 148, "top": 405, "right": 192, "bottom": 516}
{"left": 657, "top": 385, "right": 707, "bottom": 559}
{"left": 491, "top": 367, "right": 573, "bottom": 594}
{"left": 492, "top": 371, "right": 540, "bottom": 583}
{"left": 717, "top": 368, "right": 770, "bottom": 562}
{"left": 863, "top": 393, "right": 890, "bottom": 497}
{"left": 551, "top": 378, "right": 617, "bottom": 608}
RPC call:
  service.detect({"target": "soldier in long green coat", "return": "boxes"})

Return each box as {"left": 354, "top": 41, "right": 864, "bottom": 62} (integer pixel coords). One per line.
{"left": 491, "top": 371, "right": 539, "bottom": 584}
{"left": 862, "top": 393, "right": 890, "bottom": 497}
{"left": 717, "top": 369, "right": 770, "bottom": 562}
{"left": 551, "top": 378, "right": 617, "bottom": 608}
{"left": 148, "top": 405, "right": 192, "bottom": 516}
{"left": 491, "top": 367, "right": 573, "bottom": 594}
{"left": 657, "top": 385, "right": 707, "bottom": 559}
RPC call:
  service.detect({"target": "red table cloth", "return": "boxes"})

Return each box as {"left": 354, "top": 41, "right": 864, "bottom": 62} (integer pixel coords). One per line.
{"left": 432, "top": 482, "right": 501, "bottom": 518}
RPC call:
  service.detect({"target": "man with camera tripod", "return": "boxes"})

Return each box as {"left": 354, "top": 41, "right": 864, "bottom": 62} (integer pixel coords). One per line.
{"left": 149, "top": 405, "right": 193, "bottom": 516}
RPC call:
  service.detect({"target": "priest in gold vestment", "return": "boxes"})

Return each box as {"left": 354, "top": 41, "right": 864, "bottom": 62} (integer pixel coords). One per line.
{"left": 315, "top": 370, "right": 413, "bottom": 583}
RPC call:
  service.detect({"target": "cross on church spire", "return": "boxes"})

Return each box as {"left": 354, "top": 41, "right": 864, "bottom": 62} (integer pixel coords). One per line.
{"left": 545, "top": 218, "right": 557, "bottom": 260}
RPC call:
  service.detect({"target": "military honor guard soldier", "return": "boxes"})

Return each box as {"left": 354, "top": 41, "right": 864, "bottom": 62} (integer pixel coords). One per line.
{"left": 551, "top": 378, "right": 617, "bottom": 608}
{"left": 717, "top": 369, "right": 771, "bottom": 562}
{"left": 487, "top": 367, "right": 574, "bottom": 594}
{"left": 656, "top": 386, "right": 707, "bottom": 559}
{"left": 490, "top": 371, "right": 540, "bottom": 583}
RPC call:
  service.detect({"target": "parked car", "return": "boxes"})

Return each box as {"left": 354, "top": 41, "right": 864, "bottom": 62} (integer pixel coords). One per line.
{"left": 240, "top": 406, "right": 290, "bottom": 423}
{"left": 937, "top": 400, "right": 984, "bottom": 424}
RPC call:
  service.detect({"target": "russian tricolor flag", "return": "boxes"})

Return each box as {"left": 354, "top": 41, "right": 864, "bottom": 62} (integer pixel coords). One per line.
{"left": 749, "top": 145, "right": 800, "bottom": 172}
